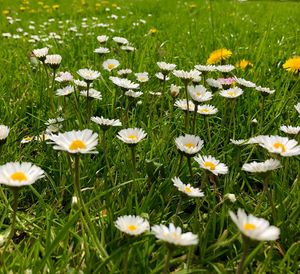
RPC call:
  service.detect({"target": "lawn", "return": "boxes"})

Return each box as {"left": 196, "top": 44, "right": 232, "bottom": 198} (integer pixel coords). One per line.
{"left": 0, "top": 0, "right": 299, "bottom": 273}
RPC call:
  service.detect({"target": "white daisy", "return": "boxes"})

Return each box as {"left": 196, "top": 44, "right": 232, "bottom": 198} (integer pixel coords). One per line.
{"left": 174, "top": 99, "right": 195, "bottom": 112}
{"left": 56, "top": 85, "right": 74, "bottom": 97}
{"left": 135, "top": 72, "right": 149, "bottom": 82}
{"left": 216, "top": 64, "right": 235, "bottom": 73}
{"left": 280, "top": 125, "right": 300, "bottom": 135}
{"left": 33, "top": 47, "right": 49, "bottom": 61}
{"left": 120, "top": 45, "right": 136, "bottom": 52}
{"left": 173, "top": 70, "right": 201, "bottom": 83}
{"left": 194, "top": 64, "right": 217, "bottom": 72}
{"left": 77, "top": 68, "right": 101, "bottom": 82}
{"left": 219, "top": 87, "right": 244, "bottom": 98}
{"left": 242, "top": 159, "right": 281, "bottom": 173}
{"left": 55, "top": 71, "right": 73, "bottom": 83}
{"left": 21, "top": 136, "right": 34, "bottom": 144}
{"left": 112, "top": 36, "right": 129, "bottom": 45}
{"left": 109, "top": 76, "right": 139, "bottom": 90}
{"left": 155, "top": 72, "right": 170, "bottom": 81}
{"left": 295, "top": 103, "right": 300, "bottom": 115}
{"left": 0, "top": 125, "right": 10, "bottom": 141}
{"left": 157, "top": 61, "right": 176, "bottom": 73}
{"left": 0, "top": 162, "right": 44, "bottom": 187}
{"left": 224, "top": 193, "right": 236, "bottom": 203}
{"left": 125, "top": 90, "right": 143, "bottom": 98}
{"left": 229, "top": 208, "right": 280, "bottom": 241}
{"left": 115, "top": 215, "right": 150, "bottom": 236}
{"left": 175, "top": 134, "right": 204, "bottom": 156}
{"left": 197, "top": 104, "right": 218, "bottom": 115}
{"left": 254, "top": 135, "right": 300, "bottom": 157}
{"left": 45, "top": 54, "right": 62, "bottom": 69}
{"left": 94, "top": 47, "right": 110, "bottom": 54}
{"left": 255, "top": 86, "right": 275, "bottom": 95}
{"left": 45, "top": 117, "right": 64, "bottom": 133}
{"left": 188, "top": 85, "right": 212, "bottom": 103}
{"left": 194, "top": 155, "right": 228, "bottom": 176}
{"left": 103, "top": 59, "right": 120, "bottom": 71}
{"left": 48, "top": 129, "right": 98, "bottom": 154}
{"left": 91, "top": 116, "right": 122, "bottom": 129}
{"left": 117, "top": 128, "right": 147, "bottom": 144}
{"left": 206, "top": 78, "right": 222, "bottom": 89}
{"left": 80, "top": 89, "right": 102, "bottom": 100}
{"left": 117, "top": 69, "right": 132, "bottom": 77}
{"left": 172, "top": 177, "right": 204, "bottom": 197}
{"left": 151, "top": 223, "right": 198, "bottom": 246}
{"left": 170, "top": 84, "right": 181, "bottom": 97}
{"left": 234, "top": 77, "right": 256, "bottom": 88}
{"left": 97, "top": 35, "right": 109, "bottom": 43}
{"left": 230, "top": 139, "right": 246, "bottom": 145}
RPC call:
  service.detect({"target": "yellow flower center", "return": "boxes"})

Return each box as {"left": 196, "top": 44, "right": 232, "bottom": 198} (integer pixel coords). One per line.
{"left": 184, "top": 143, "right": 195, "bottom": 148}
{"left": 204, "top": 161, "right": 216, "bottom": 170}
{"left": 184, "top": 186, "right": 192, "bottom": 193}
{"left": 10, "top": 171, "right": 28, "bottom": 182}
{"left": 172, "top": 232, "right": 180, "bottom": 239}
{"left": 140, "top": 77, "right": 146, "bottom": 81}
{"left": 108, "top": 63, "right": 115, "bottom": 70}
{"left": 196, "top": 92, "right": 202, "bottom": 96}
{"left": 244, "top": 223, "right": 256, "bottom": 231}
{"left": 200, "top": 108, "right": 209, "bottom": 113}
{"left": 273, "top": 142, "right": 286, "bottom": 153}
{"left": 127, "top": 225, "right": 137, "bottom": 231}
{"left": 128, "top": 135, "right": 137, "bottom": 140}
{"left": 69, "top": 140, "right": 86, "bottom": 151}
{"left": 227, "top": 91, "right": 235, "bottom": 96}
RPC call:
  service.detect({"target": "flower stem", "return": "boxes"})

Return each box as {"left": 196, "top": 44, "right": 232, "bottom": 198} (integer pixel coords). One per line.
{"left": 102, "top": 130, "right": 114, "bottom": 185}
{"left": 130, "top": 145, "right": 137, "bottom": 176}
{"left": 263, "top": 175, "right": 276, "bottom": 222}
{"left": 236, "top": 236, "right": 250, "bottom": 274}
{"left": 192, "top": 104, "right": 198, "bottom": 134}
{"left": 163, "top": 247, "right": 173, "bottom": 274}
{"left": 86, "top": 82, "right": 91, "bottom": 125}
{"left": 50, "top": 69, "right": 56, "bottom": 112}
{"left": 187, "top": 157, "right": 194, "bottom": 180}
{"left": 184, "top": 82, "right": 189, "bottom": 131}
{"left": 204, "top": 116, "right": 211, "bottom": 142}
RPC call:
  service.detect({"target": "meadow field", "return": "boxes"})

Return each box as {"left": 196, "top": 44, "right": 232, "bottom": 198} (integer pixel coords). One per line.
{"left": 0, "top": 0, "right": 299, "bottom": 273}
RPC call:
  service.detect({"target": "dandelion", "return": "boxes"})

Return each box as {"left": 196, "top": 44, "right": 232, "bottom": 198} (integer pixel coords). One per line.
{"left": 235, "top": 59, "right": 253, "bottom": 70}
{"left": 207, "top": 48, "right": 232, "bottom": 64}
{"left": 115, "top": 215, "right": 149, "bottom": 236}
{"left": 103, "top": 59, "right": 120, "bottom": 72}
{"left": 172, "top": 177, "right": 204, "bottom": 197}
{"left": 283, "top": 56, "right": 300, "bottom": 74}
{"left": 229, "top": 208, "right": 280, "bottom": 274}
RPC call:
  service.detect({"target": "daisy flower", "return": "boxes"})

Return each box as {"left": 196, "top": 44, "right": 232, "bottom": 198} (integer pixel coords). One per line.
{"left": 21, "top": 136, "right": 34, "bottom": 144}
{"left": 229, "top": 208, "right": 280, "bottom": 241}
{"left": 230, "top": 139, "right": 246, "bottom": 145}
{"left": 120, "top": 45, "right": 136, "bottom": 52}
{"left": 254, "top": 135, "right": 300, "bottom": 157}
{"left": 283, "top": 56, "right": 300, "bottom": 74}
{"left": 0, "top": 162, "right": 44, "bottom": 187}
{"left": 216, "top": 64, "right": 235, "bottom": 73}
{"left": 117, "top": 69, "right": 132, "bottom": 77}
{"left": 220, "top": 87, "right": 244, "bottom": 98}
{"left": 0, "top": 125, "right": 10, "bottom": 141}
{"left": 45, "top": 117, "right": 64, "bottom": 133}
{"left": 175, "top": 134, "right": 204, "bottom": 156}
{"left": 56, "top": 85, "right": 74, "bottom": 97}
{"left": 80, "top": 89, "right": 102, "bottom": 100}
{"left": 207, "top": 48, "right": 232, "bottom": 64}
{"left": 172, "top": 177, "right": 204, "bottom": 197}
{"left": 155, "top": 72, "right": 170, "bottom": 81}
{"left": 115, "top": 215, "right": 149, "bottom": 236}
{"left": 48, "top": 129, "right": 98, "bottom": 154}
{"left": 151, "top": 223, "right": 198, "bottom": 246}
{"left": 74, "top": 79, "right": 90, "bottom": 89}
{"left": 174, "top": 99, "right": 195, "bottom": 112}
{"left": 255, "top": 86, "right": 275, "bottom": 95}
{"left": 234, "top": 77, "right": 256, "bottom": 88}
{"left": 194, "top": 155, "right": 228, "bottom": 176}
{"left": 97, "top": 35, "right": 109, "bottom": 43}
{"left": 170, "top": 84, "right": 181, "bottom": 97}
{"left": 91, "top": 116, "right": 122, "bottom": 130}
{"left": 216, "top": 77, "right": 236, "bottom": 87}
{"left": 235, "top": 59, "right": 253, "bottom": 70}
{"left": 94, "top": 47, "right": 110, "bottom": 54}
{"left": 157, "top": 61, "right": 176, "bottom": 74}
{"left": 109, "top": 76, "right": 139, "bottom": 90}
{"left": 295, "top": 103, "right": 300, "bottom": 115}
{"left": 117, "top": 128, "right": 147, "bottom": 144}
{"left": 280, "top": 125, "right": 300, "bottom": 135}
{"left": 45, "top": 54, "right": 62, "bottom": 69}
{"left": 194, "top": 64, "right": 217, "bottom": 72}
{"left": 173, "top": 70, "right": 201, "bottom": 83}
{"left": 77, "top": 68, "right": 101, "bottom": 82}
{"left": 103, "top": 59, "right": 120, "bottom": 71}
{"left": 206, "top": 78, "right": 222, "bottom": 89}
{"left": 112, "top": 36, "right": 129, "bottom": 45}
{"left": 197, "top": 104, "right": 218, "bottom": 115}
{"left": 224, "top": 193, "right": 236, "bottom": 203}
{"left": 125, "top": 90, "right": 143, "bottom": 98}
{"left": 55, "top": 71, "right": 73, "bottom": 83}
{"left": 188, "top": 85, "right": 212, "bottom": 103}
{"left": 33, "top": 47, "right": 49, "bottom": 62}
{"left": 242, "top": 159, "right": 281, "bottom": 173}
{"left": 135, "top": 72, "right": 149, "bottom": 82}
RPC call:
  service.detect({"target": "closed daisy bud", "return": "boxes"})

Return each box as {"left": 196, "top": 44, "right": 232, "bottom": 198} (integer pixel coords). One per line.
{"left": 229, "top": 208, "right": 280, "bottom": 241}
{"left": 170, "top": 84, "right": 181, "bottom": 97}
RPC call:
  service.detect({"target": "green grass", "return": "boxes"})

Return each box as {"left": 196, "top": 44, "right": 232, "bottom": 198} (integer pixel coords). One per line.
{"left": 0, "top": 0, "right": 299, "bottom": 273}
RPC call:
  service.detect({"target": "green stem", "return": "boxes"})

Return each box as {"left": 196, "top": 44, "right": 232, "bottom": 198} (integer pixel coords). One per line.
{"left": 163, "top": 247, "right": 173, "bottom": 274}
{"left": 130, "top": 145, "right": 137, "bottom": 176}
{"left": 187, "top": 157, "right": 194, "bottom": 180}
{"left": 184, "top": 82, "right": 189, "bottom": 131}
{"left": 204, "top": 116, "right": 211, "bottom": 142}
{"left": 86, "top": 82, "right": 91, "bottom": 125}
{"left": 50, "top": 69, "right": 56, "bottom": 112}
{"left": 192, "top": 104, "right": 198, "bottom": 134}
{"left": 102, "top": 130, "right": 114, "bottom": 185}
{"left": 176, "top": 154, "right": 184, "bottom": 176}
{"left": 263, "top": 175, "right": 276, "bottom": 223}
{"left": 236, "top": 236, "right": 250, "bottom": 274}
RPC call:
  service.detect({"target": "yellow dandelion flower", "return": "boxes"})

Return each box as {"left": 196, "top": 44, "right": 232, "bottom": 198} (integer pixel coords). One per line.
{"left": 189, "top": 4, "right": 197, "bottom": 9}
{"left": 20, "top": 6, "right": 27, "bottom": 11}
{"left": 235, "top": 59, "right": 253, "bottom": 70}
{"left": 52, "top": 4, "right": 59, "bottom": 10}
{"left": 2, "top": 10, "right": 10, "bottom": 16}
{"left": 207, "top": 48, "right": 232, "bottom": 65}
{"left": 149, "top": 28, "right": 158, "bottom": 34}
{"left": 283, "top": 56, "right": 300, "bottom": 74}
{"left": 112, "top": 3, "right": 118, "bottom": 8}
